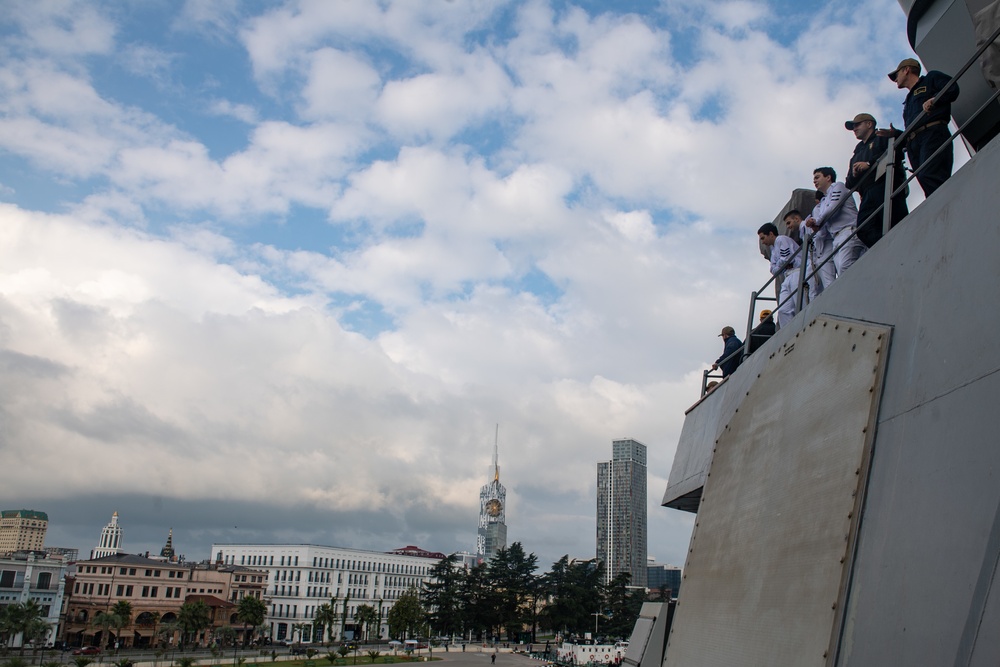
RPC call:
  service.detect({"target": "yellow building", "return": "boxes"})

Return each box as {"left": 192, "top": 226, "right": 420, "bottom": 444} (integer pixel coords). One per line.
{"left": 0, "top": 509, "right": 48, "bottom": 554}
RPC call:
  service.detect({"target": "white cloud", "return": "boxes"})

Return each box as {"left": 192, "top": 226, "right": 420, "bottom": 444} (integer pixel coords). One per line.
{"left": 300, "top": 47, "right": 382, "bottom": 122}
{"left": 5, "top": 0, "right": 116, "bottom": 57}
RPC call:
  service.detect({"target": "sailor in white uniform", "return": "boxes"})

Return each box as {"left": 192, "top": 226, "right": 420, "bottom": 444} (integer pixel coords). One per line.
{"left": 758, "top": 222, "right": 802, "bottom": 328}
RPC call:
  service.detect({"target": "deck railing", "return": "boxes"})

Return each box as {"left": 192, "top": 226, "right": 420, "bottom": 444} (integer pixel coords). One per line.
{"left": 702, "top": 24, "right": 1000, "bottom": 397}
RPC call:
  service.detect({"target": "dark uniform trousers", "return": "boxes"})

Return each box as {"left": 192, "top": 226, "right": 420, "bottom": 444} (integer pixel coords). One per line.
{"left": 906, "top": 123, "right": 953, "bottom": 198}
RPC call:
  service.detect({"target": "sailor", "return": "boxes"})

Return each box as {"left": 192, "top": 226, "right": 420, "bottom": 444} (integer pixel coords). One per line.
{"left": 804, "top": 167, "right": 865, "bottom": 280}
{"left": 845, "top": 112, "right": 909, "bottom": 247}
{"left": 879, "top": 58, "right": 960, "bottom": 197}
{"left": 757, "top": 222, "right": 802, "bottom": 328}
{"left": 712, "top": 326, "right": 743, "bottom": 378}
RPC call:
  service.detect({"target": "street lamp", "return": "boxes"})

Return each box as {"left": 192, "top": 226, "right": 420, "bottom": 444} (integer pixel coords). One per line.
{"left": 592, "top": 612, "right": 600, "bottom": 636}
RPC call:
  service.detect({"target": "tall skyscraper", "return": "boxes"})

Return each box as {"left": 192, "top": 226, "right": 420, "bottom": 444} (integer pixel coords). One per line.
{"left": 0, "top": 509, "right": 48, "bottom": 554}
{"left": 91, "top": 511, "right": 124, "bottom": 559}
{"left": 477, "top": 426, "right": 507, "bottom": 564}
{"left": 597, "top": 438, "right": 647, "bottom": 587}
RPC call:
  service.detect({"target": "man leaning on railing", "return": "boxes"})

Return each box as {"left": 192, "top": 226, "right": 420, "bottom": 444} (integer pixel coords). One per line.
{"left": 880, "top": 58, "right": 960, "bottom": 197}
{"left": 712, "top": 326, "right": 743, "bottom": 378}
{"left": 845, "top": 112, "right": 909, "bottom": 248}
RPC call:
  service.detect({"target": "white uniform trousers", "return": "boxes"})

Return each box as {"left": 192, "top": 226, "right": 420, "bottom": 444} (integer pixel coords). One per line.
{"left": 776, "top": 267, "right": 800, "bottom": 328}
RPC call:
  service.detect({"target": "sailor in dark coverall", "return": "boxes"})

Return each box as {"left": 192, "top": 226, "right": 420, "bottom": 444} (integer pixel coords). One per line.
{"left": 712, "top": 326, "right": 743, "bottom": 378}
{"left": 845, "top": 112, "right": 909, "bottom": 248}
{"left": 881, "top": 58, "right": 960, "bottom": 197}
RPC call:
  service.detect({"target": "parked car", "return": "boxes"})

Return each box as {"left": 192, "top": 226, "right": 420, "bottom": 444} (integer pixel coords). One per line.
{"left": 290, "top": 647, "right": 308, "bottom": 655}
{"left": 72, "top": 647, "right": 102, "bottom": 656}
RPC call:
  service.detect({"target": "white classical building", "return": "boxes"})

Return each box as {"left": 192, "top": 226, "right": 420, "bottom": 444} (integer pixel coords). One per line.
{"left": 91, "top": 511, "right": 124, "bottom": 559}
{"left": 0, "top": 551, "right": 68, "bottom": 647}
{"left": 211, "top": 543, "right": 443, "bottom": 643}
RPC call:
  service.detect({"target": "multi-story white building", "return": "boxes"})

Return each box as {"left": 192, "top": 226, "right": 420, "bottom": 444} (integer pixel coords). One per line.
{"left": 0, "top": 551, "right": 68, "bottom": 647}
{"left": 211, "top": 544, "right": 443, "bottom": 643}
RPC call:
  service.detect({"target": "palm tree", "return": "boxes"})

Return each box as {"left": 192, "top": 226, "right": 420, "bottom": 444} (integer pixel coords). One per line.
{"left": 289, "top": 623, "right": 307, "bottom": 645}
{"left": 353, "top": 606, "right": 377, "bottom": 644}
{"left": 92, "top": 611, "right": 118, "bottom": 650}
{"left": 235, "top": 596, "right": 266, "bottom": 646}
{"left": 110, "top": 601, "right": 133, "bottom": 650}
{"left": 176, "top": 600, "right": 211, "bottom": 649}
{"left": 2, "top": 600, "right": 49, "bottom": 653}
{"left": 314, "top": 604, "right": 337, "bottom": 645}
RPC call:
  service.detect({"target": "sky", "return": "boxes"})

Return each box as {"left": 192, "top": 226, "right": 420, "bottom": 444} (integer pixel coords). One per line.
{"left": 0, "top": 0, "right": 920, "bottom": 572}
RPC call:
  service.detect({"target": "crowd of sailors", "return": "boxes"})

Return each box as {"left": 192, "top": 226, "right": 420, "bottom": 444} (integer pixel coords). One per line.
{"left": 710, "top": 56, "right": 961, "bottom": 385}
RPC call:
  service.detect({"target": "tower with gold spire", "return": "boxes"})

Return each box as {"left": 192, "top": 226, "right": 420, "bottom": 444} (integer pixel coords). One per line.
{"left": 476, "top": 425, "right": 507, "bottom": 564}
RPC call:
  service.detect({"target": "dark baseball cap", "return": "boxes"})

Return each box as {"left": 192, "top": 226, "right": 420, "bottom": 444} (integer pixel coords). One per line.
{"left": 845, "top": 113, "right": 876, "bottom": 130}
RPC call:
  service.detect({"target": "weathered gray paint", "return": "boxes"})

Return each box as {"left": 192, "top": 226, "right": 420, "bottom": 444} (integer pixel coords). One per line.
{"left": 665, "top": 318, "right": 889, "bottom": 667}
{"left": 662, "top": 107, "right": 1000, "bottom": 665}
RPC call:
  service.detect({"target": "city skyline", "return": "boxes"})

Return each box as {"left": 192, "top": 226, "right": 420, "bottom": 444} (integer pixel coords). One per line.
{"left": 0, "top": 0, "right": 917, "bottom": 570}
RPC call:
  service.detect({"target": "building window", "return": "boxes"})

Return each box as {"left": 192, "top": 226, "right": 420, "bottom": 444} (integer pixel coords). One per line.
{"left": 117, "top": 585, "right": 124, "bottom": 596}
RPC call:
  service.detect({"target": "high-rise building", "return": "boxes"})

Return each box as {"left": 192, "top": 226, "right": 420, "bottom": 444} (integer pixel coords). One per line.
{"left": 0, "top": 509, "right": 49, "bottom": 554}
{"left": 596, "top": 438, "right": 647, "bottom": 587}
{"left": 477, "top": 427, "right": 507, "bottom": 563}
{"left": 91, "top": 511, "right": 124, "bottom": 559}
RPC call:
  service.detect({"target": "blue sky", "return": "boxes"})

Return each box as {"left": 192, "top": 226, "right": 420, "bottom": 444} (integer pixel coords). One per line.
{"left": 0, "top": 0, "right": 916, "bottom": 570}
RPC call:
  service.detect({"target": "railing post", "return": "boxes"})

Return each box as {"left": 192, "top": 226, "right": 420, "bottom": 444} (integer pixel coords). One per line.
{"left": 883, "top": 136, "right": 896, "bottom": 237}
{"left": 743, "top": 290, "right": 758, "bottom": 361}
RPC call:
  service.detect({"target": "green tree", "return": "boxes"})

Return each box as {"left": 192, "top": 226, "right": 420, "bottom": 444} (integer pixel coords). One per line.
{"left": 313, "top": 604, "right": 338, "bottom": 645}
{"left": 291, "top": 623, "right": 310, "bottom": 645}
{"left": 601, "top": 572, "right": 645, "bottom": 640}
{"left": 92, "top": 611, "right": 118, "bottom": 650}
{"left": 353, "top": 606, "right": 377, "bottom": 643}
{"left": 458, "top": 562, "right": 496, "bottom": 641}
{"left": 386, "top": 588, "right": 424, "bottom": 640}
{"left": 174, "top": 657, "right": 197, "bottom": 667}
{"left": 487, "top": 542, "right": 538, "bottom": 641}
{"left": 421, "top": 556, "right": 463, "bottom": 639}
{"left": 339, "top": 597, "right": 350, "bottom": 642}
{"left": 539, "top": 557, "right": 604, "bottom": 637}
{"left": 0, "top": 600, "right": 50, "bottom": 654}
{"left": 110, "top": 601, "right": 133, "bottom": 650}
{"left": 236, "top": 596, "right": 266, "bottom": 646}
{"left": 176, "top": 600, "right": 212, "bottom": 649}
{"left": 71, "top": 658, "right": 94, "bottom": 667}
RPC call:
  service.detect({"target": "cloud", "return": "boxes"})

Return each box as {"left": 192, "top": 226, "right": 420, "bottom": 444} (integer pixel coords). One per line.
{"left": 4, "top": 0, "right": 116, "bottom": 57}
